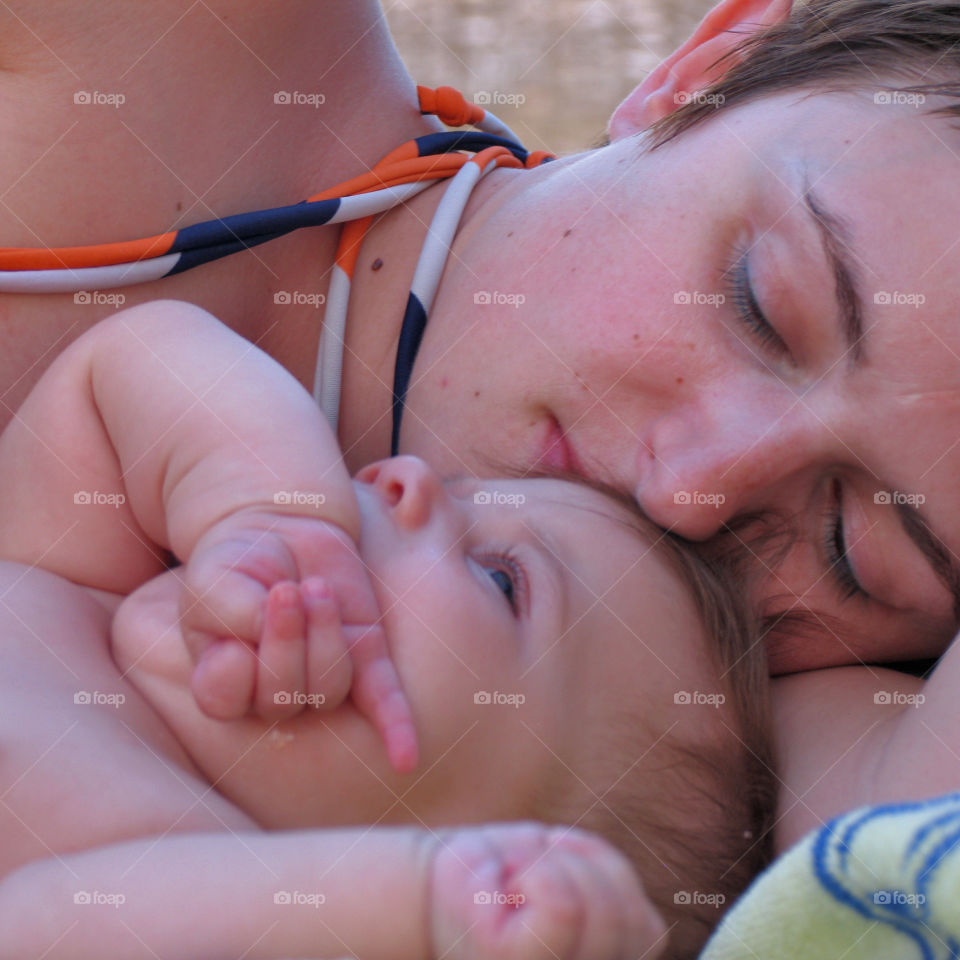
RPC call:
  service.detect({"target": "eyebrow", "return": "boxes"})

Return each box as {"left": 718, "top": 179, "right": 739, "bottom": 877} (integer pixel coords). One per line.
{"left": 801, "top": 178, "right": 866, "bottom": 364}
{"left": 894, "top": 502, "right": 960, "bottom": 621}
{"left": 797, "top": 180, "right": 960, "bottom": 617}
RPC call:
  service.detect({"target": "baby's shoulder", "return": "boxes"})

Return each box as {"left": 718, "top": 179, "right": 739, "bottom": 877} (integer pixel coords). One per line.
{"left": 772, "top": 664, "right": 923, "bottom": 852}
{"left": 774, "top": 662, "right": 924, "bottom": 719}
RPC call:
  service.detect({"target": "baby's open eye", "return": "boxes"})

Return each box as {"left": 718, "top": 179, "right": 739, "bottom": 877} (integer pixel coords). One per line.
{"left": 488, "top": 567, "right": 516, "bottom": 608}
{"left": 478, "top": 549, "right": 528, "bottom": 617}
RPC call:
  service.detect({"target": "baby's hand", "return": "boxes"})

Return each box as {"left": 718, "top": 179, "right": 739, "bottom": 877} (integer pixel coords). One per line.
{"left": 178, "top": 507, "right": 418, "bottom": 773}
{"left": 429, "top": 823, "right": 667, "bottom": 960}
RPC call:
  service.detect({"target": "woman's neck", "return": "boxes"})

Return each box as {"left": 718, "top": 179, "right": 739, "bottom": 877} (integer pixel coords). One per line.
{"left": 0, "top": 2, "right": 577, "bottom": 469}
{"left": 336, "top": 155, "right": 576, "bottom": 471}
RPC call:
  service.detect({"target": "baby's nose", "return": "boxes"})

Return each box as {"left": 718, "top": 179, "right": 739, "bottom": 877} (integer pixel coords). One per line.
{"left": 358, "top": 455, "right": 450, "bottom": 531}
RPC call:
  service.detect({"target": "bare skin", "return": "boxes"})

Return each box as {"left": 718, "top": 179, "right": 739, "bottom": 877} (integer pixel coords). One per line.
{"left": 0, "top": 0, "right": 448, "bottom": 425}
{"left": 770, "top": 657, "right": 960, "bottom": 855}
{"left": 1, "top": 0, "right": 960, "bottom": 676}
{"left": 0, "top": 300, "right": 723, "bottom": 957}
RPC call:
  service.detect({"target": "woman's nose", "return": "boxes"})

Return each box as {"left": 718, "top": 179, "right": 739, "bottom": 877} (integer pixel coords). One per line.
{"left": 636, "top": 393, "right": 830, "bottom": 540}
{"left": 355, "top": 455, "right": 452, "bottom": 531}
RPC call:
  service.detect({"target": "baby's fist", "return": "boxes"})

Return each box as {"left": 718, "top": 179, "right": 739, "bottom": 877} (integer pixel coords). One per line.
{"left": 179, "top": 507, "right": 418, "bottom": 772}
{"left": 429, "top": 823, "right": 666, "bottom": 960}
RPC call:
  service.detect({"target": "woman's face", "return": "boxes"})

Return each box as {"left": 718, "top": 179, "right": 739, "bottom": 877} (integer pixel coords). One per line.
{"left": 400, "top": 87, "right": 960, "bottom": 670}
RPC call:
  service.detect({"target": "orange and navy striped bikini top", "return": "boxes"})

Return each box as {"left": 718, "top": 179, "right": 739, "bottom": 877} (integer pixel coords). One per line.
{"left": 0, "top": 86, "right": 554, "bottom": 455}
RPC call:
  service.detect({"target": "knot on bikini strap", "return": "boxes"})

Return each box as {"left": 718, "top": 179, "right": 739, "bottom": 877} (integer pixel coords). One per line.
{"left": 417, "top": 85, "right": 483, "bottom": 128}
{"left": 524, "top": 150, "right": 553, "bottom": 168}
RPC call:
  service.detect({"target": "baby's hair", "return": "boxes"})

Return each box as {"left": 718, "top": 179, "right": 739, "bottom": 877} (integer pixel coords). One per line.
{"left": 472, "top": 452, "right": 776, "bottom": 958}
{"left": 642, "top": 0, "right": 960, "bottom": 154}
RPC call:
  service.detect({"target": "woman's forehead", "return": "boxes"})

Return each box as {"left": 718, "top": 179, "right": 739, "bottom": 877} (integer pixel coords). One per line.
{"left": 750, "top": 86, "right": 960, "bottom": 189}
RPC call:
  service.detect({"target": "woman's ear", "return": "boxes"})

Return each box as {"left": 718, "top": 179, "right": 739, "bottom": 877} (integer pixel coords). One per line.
{"left": 607, "top": 0, "right": 792, "bottom": 141}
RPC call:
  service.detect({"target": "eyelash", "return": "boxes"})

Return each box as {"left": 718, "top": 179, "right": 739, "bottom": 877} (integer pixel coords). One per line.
{"left": 822, "top": 479, "right": 866, "bottom": 601}
{"left": 720, "top": 247, "right": 865, "bottom": 602}
{"left": 478, "top": 547, "right": 529, "bottom": 616}
{"left": 721, "top": 245, "right": 790, "bottom": 357}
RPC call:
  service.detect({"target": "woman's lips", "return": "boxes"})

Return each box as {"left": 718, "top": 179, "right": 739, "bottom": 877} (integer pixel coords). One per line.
{"left": 537, "top": 416, "right": 584, "bottom": 476}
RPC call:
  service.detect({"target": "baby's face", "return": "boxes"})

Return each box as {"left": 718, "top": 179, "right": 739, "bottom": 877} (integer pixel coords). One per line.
{"left": 125, "top": 457, "right": 730, "bottom": 828}
{"left": 299, "top": 457, "right": 727, "bottom": 827}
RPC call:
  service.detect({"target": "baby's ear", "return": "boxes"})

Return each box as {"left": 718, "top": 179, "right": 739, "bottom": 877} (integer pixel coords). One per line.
{"left": 607, "top": 0, "right": 792, "bottom": 141}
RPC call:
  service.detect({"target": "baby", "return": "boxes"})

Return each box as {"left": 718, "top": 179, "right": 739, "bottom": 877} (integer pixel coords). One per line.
{"left": 0, "top": 300, "right": 774, "bottom": 960}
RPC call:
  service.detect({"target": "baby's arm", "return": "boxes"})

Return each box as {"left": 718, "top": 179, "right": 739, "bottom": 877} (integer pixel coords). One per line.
{"left": 0, "top": 299, "right": 357, "bottom": 588}
{"left": 0, "top": 824, "right": 664, "bottom": 960}
{"left": 0, "top": 299, "right": 415, "bottom": 769}
{"left": 0, "top": 827, "right": 432, "bottom": 960}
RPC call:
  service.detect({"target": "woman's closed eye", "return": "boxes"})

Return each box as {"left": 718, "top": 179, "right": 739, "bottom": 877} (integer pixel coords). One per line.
{"left": 716, "top": 249, "right": 876, "bottom": 606}
{"left": 823, "top": 478, "right": 866, "bottom": 601}
{"left": 721, "top": 244, "right": 792, "bottom": 362}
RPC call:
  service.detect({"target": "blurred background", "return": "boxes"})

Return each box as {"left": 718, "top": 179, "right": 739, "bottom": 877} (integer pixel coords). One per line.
{"left": 385, "top": 0, "right": 717, "bottom": 155}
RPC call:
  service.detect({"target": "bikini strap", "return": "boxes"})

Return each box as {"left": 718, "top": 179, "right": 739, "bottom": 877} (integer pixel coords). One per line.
{"left": 322, "top": 87, "right": 553, "bottom": 449}
{"left": 0, "top": 85, "right": 553, "bottom": 452}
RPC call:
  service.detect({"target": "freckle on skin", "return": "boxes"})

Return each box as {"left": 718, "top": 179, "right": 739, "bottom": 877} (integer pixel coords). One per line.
{"left": 371, "top": 258, "right": 384, "bottom": 271}
{"left": 176, "top": 201, "right": 182, "bottom": 212}
{"left": 474, "top": 390, "right": 480, "bottom": 398}
{"left": 676, "top": 377, "right": 684, "bottom": 385}
{"left": 441, "top": 377, "right": 448, "bottom": 388}
{"left": 633, "top": 333, "right": 639, "bottom": 341}
{"left": 507, "top": 231, "right": 514, "bottom": 238}
{"left": 563, "top": 229, "right": 572, "bottom": 238}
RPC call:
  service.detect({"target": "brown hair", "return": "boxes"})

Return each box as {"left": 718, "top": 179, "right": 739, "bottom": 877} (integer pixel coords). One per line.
{"left": 605, "top": 527, "right": 775, "bottom": 960}
{"left": 644, "top": 0, "right": 960, "bottom": 153}
{"left": 476, "top": 457, "right": 777, "bottom": 959}
{"left": 569, "top": 482, "right": 776, "bottom": 959}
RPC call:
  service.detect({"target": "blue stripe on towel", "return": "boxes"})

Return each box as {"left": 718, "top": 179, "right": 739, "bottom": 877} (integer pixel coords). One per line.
{"left": 813, "top": 798, "right": 960, "bottom": 960}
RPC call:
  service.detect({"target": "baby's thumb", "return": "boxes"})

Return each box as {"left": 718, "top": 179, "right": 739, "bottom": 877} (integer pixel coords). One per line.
{"left": 191, "top": 639, "right": 257, "bottom": 720}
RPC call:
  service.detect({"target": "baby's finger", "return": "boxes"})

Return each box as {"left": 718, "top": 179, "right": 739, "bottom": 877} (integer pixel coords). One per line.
{"left": 180, "top": 533, "right": 295, "bottom": 660}
{"left": 302, "top": 578, "right": 352, "bottom": 714}
{"left": 191, "top": 638, "right": 257, "bottom": 720}
{"left": 346, "top": 622, "right": 419, "bottom": 774}
{"left": 547, "top": 844, "right": 629, "bottom": 960}
{"left": 546, "top": 828, "right": 667, "bottom": 960}
{"left": 254, "top": 581, "right": 308, "bottom": 721}
{"left": 550, "top": 827, "right": 667, "bottom": 960}
{"left": 180, "top": 561, "right": 269, "bottom": 665}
